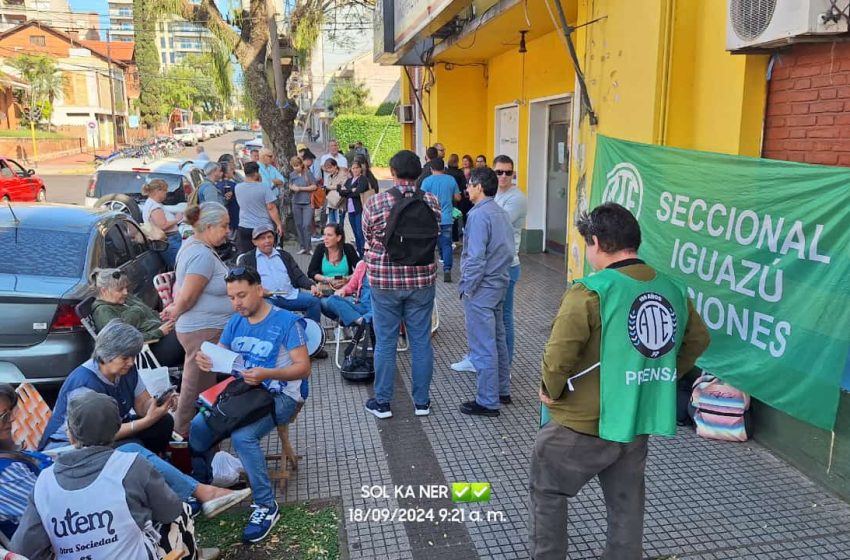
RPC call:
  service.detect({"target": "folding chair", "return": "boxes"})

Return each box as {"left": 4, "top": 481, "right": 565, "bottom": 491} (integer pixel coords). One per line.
{"left": 11, "top": 383, "right": 52, "bottom": 451}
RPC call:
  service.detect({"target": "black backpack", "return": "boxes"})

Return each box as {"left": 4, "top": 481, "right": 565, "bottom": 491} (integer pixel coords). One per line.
{"left": 341, "top": 323, "right": 375, "bottom": 382}
{"left": 383, "top": 187, "right": 439, "bottom": 266}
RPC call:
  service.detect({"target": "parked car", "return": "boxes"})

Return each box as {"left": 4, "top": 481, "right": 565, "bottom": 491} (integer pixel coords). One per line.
{"left": 172, "top": 127, "right": 198, "bottom": 146}
{"left": 0, "top": 157, "right": 46, "bottom": 203}
{"left": 223, "top": 121, "right": 235, "bottom": 132}
{"left": 190, "top": 124, "right": 210, "bottom": 142}
{"left": 200, "top": 121, "right": 222, "bottom": 137}
{"left": 0, "top": 204, "right": 168, "bottom": 387}
{"left": 233, "top": 137, "right": 264, "bottom": 168}
{"left": 85, "top": 158, "right": 203, "bottom": 222}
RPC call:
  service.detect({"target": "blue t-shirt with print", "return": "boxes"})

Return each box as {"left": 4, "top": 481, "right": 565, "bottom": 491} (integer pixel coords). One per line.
{"left": 219, "top": 306, "right": 308, "bottom": 402}
{"left": 422, "top": 174, "right": 460, "bottom": 225}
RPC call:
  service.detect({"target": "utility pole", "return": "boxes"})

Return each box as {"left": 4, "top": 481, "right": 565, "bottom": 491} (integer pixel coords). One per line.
{"left": 267, "top": 0, "right": 286, "bottom": 115}
{"left": 106, "top": 31, "right": 119, "bottom": 152}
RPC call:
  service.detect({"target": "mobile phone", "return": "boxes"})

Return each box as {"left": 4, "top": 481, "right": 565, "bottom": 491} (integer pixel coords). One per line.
{"left": 334, "top": 275, "right": 343, "bottom": 280}
{"left": 156, "top": 386, "right": 176, "bottom": 406}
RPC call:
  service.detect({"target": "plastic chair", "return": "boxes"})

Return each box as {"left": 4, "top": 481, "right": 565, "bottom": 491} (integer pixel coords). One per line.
{"left": 11, "top": 383, "right": 52, "bottom": 452}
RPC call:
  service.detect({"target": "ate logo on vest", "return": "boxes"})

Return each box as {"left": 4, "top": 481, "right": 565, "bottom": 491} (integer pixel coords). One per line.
{"left": 628, "top": 292, "right": 678, "bottom": 358}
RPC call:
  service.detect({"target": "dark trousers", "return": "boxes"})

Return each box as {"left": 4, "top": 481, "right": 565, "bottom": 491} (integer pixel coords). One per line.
{"left": 122, "top": 414, "right": 174, "bottom": 455}
{"left": 529, "top": 422, "right": 648, "bottom": 560}
{"left": 236, "top": 226, "right": 254, "bottom": 255}
{"left": 149, "top": 331, "right": 185, "bottom": 369}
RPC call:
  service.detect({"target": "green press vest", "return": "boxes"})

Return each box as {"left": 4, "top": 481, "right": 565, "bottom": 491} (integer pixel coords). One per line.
{"left": 575, "top": 267, "right": 689, "bottom": 443}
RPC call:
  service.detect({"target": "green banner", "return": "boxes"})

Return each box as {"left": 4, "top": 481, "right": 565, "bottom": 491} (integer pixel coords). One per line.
{"left": 589, "top": 135, "right": 850, "bottom": 431}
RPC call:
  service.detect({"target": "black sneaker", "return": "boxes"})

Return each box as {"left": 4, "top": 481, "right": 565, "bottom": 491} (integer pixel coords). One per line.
{"left": 414, "top": 401, "right": 431, "bottom": 416}
{"left": 365, "top": 398, "right": 392, "bottom": 419}
{"left": 460, "top": 400, "right": 500, "bottom": 417}
{"left": 444, "top": 271, "right": 452, "bottom": 283}
{"left": 499, "top": 395, "right": 512, "bottom": 405}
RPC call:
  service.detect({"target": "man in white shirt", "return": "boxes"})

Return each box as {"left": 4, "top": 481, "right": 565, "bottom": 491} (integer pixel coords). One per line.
{"left": 319, "top": 140, "right": 349, "bottom": 182}
{"left": 236, "top": 225, "right": 327, "bottom": 359}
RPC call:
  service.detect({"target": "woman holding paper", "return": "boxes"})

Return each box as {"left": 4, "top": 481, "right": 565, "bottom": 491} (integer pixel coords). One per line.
{"left": 36, "top": 323, "right": 251, "bottom": 519}
{"left": 161, "top": 202, "right": 233, "bottom": 436}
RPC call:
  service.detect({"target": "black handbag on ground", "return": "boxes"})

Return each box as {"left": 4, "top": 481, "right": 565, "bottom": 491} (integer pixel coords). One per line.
{"left": 201, "top": 378, "right": 274, "bottom": 445}
{"left": 341, "top": 323, "right": 375, "bottom": 382}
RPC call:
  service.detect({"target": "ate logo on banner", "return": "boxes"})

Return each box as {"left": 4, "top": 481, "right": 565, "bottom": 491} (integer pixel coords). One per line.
{"left": 602, "top": 162, "right": 644, "bottom": 218}
{"left": 628, "top": 292, "right": 678, "bottom": 359}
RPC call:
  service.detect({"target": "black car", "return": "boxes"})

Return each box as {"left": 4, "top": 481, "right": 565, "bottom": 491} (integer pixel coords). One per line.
{"left": 0, "top": 204, "right": 167, "bottom": 387}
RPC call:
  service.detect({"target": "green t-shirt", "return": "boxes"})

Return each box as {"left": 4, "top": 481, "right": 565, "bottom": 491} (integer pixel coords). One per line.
{"left": 322, "top": 253, "right": 349, "bottom": 278}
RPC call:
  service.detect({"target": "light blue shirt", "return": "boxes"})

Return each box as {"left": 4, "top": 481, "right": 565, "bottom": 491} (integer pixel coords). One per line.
{"left": 421, "top": 173, "right": 459, "bottom": 225}
{"left": 259, "top": 162, "right": 285, "bottom": 188}
{"left": 460, "top": 197, "right": 515, "bottom": 300}
{"left": 256, "top": 248, "right": 297, "bottom": 300}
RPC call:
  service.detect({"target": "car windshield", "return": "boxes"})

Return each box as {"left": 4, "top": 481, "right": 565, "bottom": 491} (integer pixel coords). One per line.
{"left": 95, "top": 170, "right": 181, "bottom": 196}
{"left": 174, "top": 128, "right": 190, "bottom": 134}
{"left": 0, "top": 227, "right": 88, "bottom": 278}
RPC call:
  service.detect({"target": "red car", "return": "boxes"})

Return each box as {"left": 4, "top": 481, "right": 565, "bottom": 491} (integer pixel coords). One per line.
{"left": 0, "top": 157, "right": 46, "bottom": 202}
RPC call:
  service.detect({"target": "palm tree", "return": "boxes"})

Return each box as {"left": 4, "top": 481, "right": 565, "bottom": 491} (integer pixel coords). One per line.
{"left": 9, "top": 54, "right": 63, "bottom": 128}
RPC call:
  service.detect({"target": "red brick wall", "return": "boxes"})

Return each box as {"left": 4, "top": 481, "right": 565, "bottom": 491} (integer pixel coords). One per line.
{"left": 763, "top": 43, "right": 850, "bottom": 166}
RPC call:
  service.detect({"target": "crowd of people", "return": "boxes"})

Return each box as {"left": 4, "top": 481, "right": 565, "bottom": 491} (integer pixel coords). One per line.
{"left": 0, "top": 133, "right": 712, "bottom": 560}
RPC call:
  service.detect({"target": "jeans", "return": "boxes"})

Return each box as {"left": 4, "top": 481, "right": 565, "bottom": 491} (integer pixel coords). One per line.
{"left": 438, "top": 224, "right": 453, "bottom": 271}
{"left": 346, "top": 211, "right": 364, "bottom": 256}
{"left": 371, "top": 285, "right": 435, "bottom": 406}
{"left": 118, "top": 442, "right": 198, "bottom": 502}
{"left": 162, "top": 232, "right": 182, "bottom": 269}
{"left": 270, "top": 291, "right": 322, "bottom": 323}
{"left": 504, "top": 264, "right": 521, "bottom": 364}
{"left": 190, "top": 392, "right": 299, "bottom": 507}
{"left": 464, "top": 287, "right": 509, "bottom": 409}
{"left": 292, "top": 203, "right": 314, "bottom": 252}
{"left": 321, "top": 295, "right": 369, "bottom": 326}
{"left": 328, "top": 208, "right": 339, "bottom": 224}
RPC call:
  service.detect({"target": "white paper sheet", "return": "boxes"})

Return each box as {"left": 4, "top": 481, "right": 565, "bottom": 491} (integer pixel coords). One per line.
{"left": 201, "top": 341, "right": 244, "bottom": 373}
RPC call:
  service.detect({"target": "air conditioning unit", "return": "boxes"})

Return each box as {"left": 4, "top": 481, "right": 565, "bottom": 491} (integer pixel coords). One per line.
{"left": 727, "top": 0, "right": 849, "bottom": 52}
{"left": 397, "top": 104, "right": 415, "bottom": 124}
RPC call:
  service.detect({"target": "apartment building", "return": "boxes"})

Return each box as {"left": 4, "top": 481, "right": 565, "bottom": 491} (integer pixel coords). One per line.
{"left": 0, "top": 0, "right": 98, "bottom": 37}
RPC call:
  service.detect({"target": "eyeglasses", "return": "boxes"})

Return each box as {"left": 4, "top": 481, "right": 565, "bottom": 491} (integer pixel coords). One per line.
{"left": 495, "top": 170, "right": 513, "bottom": 176}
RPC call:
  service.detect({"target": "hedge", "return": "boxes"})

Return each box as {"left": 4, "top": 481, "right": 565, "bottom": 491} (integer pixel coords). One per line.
{"left": 331, "top": 114, "right": 401, "bottom": 167}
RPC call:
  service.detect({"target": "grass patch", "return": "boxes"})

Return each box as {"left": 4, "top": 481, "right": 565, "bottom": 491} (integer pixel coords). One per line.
{"left": 0, "top": 130, "right": 72, "bottom": 139}
{"left": 195, "top": 501, "right": 340, "bottom": 560}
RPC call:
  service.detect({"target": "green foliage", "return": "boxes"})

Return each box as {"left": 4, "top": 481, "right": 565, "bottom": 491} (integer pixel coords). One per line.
{"left": 134, "top": 0, "right": 164, "bottom": 128}
{"left": 332, "top": 114, "right": 401, "bottom": 167}
{"left": 160, "top": 57, "right": 227, "bottom": 117}
{"left": 0, "top": 129, "right": 69, "bottom": 138}
{"left": 9, "top": 54, "right": 62, "bottom": 125}
{"left": 195, "top": 502, "right": 339, "bottom": 559}
{"left": 374, "top": 101, "right": 396, "bottom": 116}
{"left": 328, "top": 79, "right": 370, "bottom": 116}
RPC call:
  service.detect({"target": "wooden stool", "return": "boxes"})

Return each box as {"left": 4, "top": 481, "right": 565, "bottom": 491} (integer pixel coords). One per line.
{"left": 266, "top": 402, "right": 304, "bottom": 482}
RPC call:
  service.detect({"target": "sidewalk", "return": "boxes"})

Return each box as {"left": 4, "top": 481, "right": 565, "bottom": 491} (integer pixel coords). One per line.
{"left": 35, "top": 149, "right": 107, "bottom": 175}
{"left": 269, "top": 246, "right": 850, "bottom": 560}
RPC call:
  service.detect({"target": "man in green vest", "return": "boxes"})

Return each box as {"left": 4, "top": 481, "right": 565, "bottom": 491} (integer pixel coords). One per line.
{"left": 529, "top": 202, "right": 710, "bottom": 559}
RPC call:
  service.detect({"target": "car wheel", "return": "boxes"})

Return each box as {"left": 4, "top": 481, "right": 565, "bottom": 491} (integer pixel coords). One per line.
{"left": 95, "top": 193, "right": 142, "bottom": 222}
{"left": 36, "top": 188, "right": 46, "bottom": 202}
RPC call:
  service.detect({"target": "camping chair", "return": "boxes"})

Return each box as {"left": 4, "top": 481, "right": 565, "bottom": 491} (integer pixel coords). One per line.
{"left": 74, "top": 297, "right": 165, "bottom": 372}
{"left": 11, "top": 383, "right": 52, "bottom": 452}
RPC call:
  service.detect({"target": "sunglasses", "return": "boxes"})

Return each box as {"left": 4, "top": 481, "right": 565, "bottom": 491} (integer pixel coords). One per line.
{"left": 495, "top": 170, "right": 513, "bottom": 176}
{"left": 225, "top": 266, "right": 250, "bottom": 281}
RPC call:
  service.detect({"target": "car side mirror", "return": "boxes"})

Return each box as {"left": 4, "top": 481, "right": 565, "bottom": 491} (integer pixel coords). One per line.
{"left": 27, "top": 169, "right": 35, "bottom": 176}
{"left": 149, "top": 239, "right": 169, "bottom": 252}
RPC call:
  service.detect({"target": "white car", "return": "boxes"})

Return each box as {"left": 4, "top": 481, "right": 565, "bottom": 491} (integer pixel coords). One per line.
{"left": 200, "top": 121, "right": 222, "bottom": 137}
{"left": 223, "top": 121, "right": 235, "bottom": 132}
{"left": 172, "top": 127, "right": 198, "bottom": 146}
{"left": 191, "top": 124, "right": 210, "bottom": 141}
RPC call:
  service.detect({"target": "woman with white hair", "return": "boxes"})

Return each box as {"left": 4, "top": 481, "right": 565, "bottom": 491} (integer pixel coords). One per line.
{"left": 197, "top": 162, "right": 224, "bottom": 205}
{"left": 89, "top": 268, "right": 184, "bottom": 368}
{"left": 162, "top": 202, "right": 233, "bottom": 436}
{"left": 141, "top": 179, "right": 183, "bottom": 268}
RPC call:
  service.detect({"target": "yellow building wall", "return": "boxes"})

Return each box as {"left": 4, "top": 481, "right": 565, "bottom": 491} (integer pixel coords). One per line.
{"left": 566, "top": 0, "right": 769, "bottom": 280}
{"left": 427, "top": 64, "right": 489, "bottom": 159}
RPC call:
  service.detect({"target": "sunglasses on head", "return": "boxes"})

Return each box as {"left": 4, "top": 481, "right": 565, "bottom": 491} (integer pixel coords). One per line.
{"left": 225, "top": 266, "right": 249, "bottom": 281}
{"left": 495, "top": 170, "right": 513, "bottom": 176}
{"left": 108, "top": 270, "right": 123, "bottom": 279}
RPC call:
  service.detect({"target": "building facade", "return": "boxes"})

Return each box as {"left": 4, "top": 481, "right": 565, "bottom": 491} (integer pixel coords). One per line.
{"left": 0, "top": 0, "right": 98, "bottom": 37}
{"left": 0, "top": 21, "right": 128, "bottom": 147}
{"left": 378, "top": 0, "right": 850, "bottom": 501}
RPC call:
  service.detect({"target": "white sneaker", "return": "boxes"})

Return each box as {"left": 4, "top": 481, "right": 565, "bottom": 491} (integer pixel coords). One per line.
{"left": 450, "top": 356, "right": 477, "bottom": 373}
{"left": 297, "top": 248, "right": 308, "bottom": 255}
{"left": 202, "top": 488, "right": 252, "bottom": 519}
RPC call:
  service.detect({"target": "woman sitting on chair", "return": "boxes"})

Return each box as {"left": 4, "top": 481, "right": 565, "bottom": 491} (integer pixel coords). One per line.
{"left": 90, "top": 268, "right": 185, "bottom": 369}
{"left": 321, "top": 260, "right": 372, "bottom": 327}
{"left": 36, "top": 322, "right": 251, "bottom": 520}
{"left": 307, "top": 223, "right": 360, "bottom": 290}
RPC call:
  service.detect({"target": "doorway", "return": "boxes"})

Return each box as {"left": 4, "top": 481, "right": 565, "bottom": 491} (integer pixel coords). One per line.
{"left": 545, "top": 101, "right": 570, "bottom": 254}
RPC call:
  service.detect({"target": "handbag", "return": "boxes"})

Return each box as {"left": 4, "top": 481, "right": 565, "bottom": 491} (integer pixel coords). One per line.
{"left": 198, "top": 378, "right": 274, "bottom": 445}
{"left": 326, "top": 188, "right": 343, "bottom": 209}
{"left": 311, "top": 185, "right": 326, "bottom": 209}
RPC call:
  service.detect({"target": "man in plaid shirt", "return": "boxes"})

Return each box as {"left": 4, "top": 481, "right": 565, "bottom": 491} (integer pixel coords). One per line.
{"left": 362, "top": 150, "right": 442, "bottom": 419}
